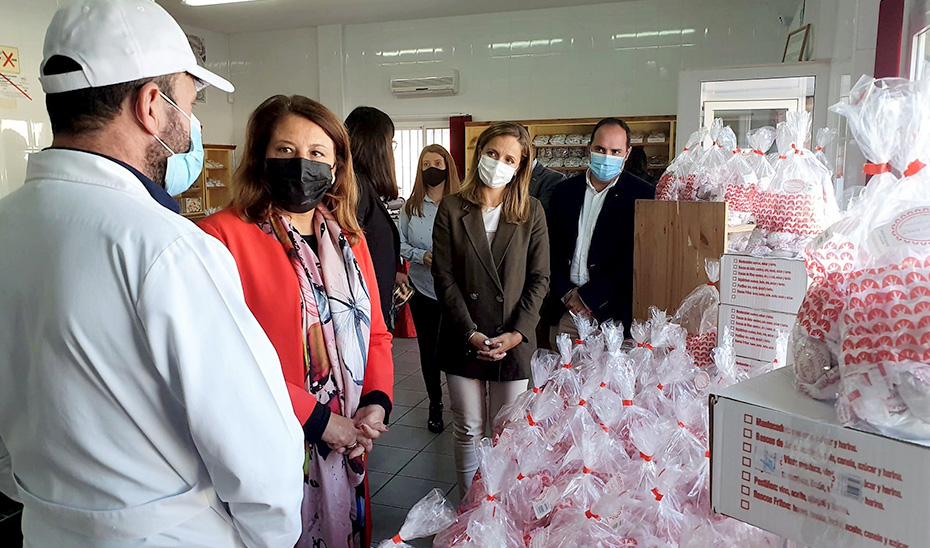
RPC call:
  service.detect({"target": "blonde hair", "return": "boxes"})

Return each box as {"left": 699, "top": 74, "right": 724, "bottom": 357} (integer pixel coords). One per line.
{"left": 459, "top": 122, "right": 533, "bottom": 224}
{"left": 231, "top": 95, "right": 362, "bottom": 245}
{"left": 405, "top": 144, "right": 461, "bottom": 217}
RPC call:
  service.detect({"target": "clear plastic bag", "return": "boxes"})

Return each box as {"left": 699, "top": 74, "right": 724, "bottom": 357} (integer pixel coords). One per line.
{"left": 693, "top": 125, "right": 738, "bottom": 202}
{"left": 813, "top": 127, "right": 837, "bottom": 172}
{"left": 656, "top": 129, "right": 706, "bottom": 201}
{"left": 754, "top": 111, "right": 839, "bottom": 253}
{"left": 376, "top": 488, "right": 456, "bottom": 548}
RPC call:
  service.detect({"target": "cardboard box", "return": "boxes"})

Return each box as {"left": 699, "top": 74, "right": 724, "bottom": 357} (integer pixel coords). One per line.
{"left": 711, "top": 368, "right": 930, "bottom": 548}
{"left": 720, "top": 254, "right": 809, "bottom": 315}
{"left": 719, "top": 304, "right": 796, "bottom": 363}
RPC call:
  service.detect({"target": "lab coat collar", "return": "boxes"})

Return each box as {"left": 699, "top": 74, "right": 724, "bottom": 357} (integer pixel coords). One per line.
{"left": 28, "top": 148, "right": 179, "bottom": 212}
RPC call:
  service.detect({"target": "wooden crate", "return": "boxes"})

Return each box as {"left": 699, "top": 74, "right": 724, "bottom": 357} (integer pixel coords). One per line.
{"left": 633, "top": 200, "right": 741, "bottom": 321}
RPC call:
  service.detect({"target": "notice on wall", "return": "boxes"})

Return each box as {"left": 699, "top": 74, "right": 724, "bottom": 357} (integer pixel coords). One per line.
{"left": 0, "top": 73, "right": 31, "bottom": 101}
{"left": 712, "top": 368, "right": 930, "bottom": 548}
{"left": 0, "top": 45, "right": 21, "bottom": 75}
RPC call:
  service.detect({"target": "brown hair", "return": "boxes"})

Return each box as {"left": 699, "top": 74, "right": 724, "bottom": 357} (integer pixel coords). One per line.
{"left": 231, "top": 95, "right": 362, "bottom": 245}
{"left": 459, "top": 122, "right": 533, "bottom": 224}
{"left": 404, "top": 144, "right": 461, "bottom": 217}
{"left": 344, "top": 106, "right": 399, "bottom": 201}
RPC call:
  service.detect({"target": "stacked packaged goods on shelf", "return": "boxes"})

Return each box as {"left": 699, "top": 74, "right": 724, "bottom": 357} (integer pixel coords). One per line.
{"left": 404, "top": 311, "right": 785, "bottom": 548}
{"left": 655, "top": 130, "right": 707, "bottom": 201}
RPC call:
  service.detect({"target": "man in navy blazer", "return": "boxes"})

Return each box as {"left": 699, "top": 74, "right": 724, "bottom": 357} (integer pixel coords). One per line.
{"left": 544, "top": 118, "right": 655, "bottom": 342}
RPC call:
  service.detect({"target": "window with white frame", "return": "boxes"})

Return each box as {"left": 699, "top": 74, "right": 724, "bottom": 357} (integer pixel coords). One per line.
{"left": 393, "top": 120, "right": 451, "bottom": 200}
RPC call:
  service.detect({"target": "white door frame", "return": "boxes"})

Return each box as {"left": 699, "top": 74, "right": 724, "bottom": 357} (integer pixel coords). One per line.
{"left": 677, "top": 61, "right": 832, "bottom": 155}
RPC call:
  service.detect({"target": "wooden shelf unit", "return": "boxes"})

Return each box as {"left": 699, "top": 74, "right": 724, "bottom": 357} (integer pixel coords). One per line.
{"left": 464, "top": 116, "right": 676, "bottom": 179}
{"left": 174, "top": 144, "right": 236, "bottom": 220}
{"left": 632, "top": 200, "right": 751, "bottom": 321}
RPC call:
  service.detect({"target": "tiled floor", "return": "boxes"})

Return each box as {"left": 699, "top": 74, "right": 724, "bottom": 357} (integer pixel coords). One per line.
{"left": 369, "top": 336, "right": 461, "bottom": 548}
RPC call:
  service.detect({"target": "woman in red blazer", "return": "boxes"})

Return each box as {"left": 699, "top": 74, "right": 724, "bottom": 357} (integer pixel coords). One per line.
{"left": 199, "top": 95, "right": 393, "bottom": 548}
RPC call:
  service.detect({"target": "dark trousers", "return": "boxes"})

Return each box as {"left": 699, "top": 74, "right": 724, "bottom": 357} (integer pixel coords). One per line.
{"left": 408, "top": 291, "right": 443, "bottom": 404}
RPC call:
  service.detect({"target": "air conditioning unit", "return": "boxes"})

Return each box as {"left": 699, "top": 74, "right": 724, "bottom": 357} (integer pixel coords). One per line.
{"left": 390, "top": 70, "right": 459, "bottom": 97}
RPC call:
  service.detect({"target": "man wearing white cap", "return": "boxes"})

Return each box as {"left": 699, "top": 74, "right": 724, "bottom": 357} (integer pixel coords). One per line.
{"left": 0, "top": 1, "right": 304, "bottom": 547}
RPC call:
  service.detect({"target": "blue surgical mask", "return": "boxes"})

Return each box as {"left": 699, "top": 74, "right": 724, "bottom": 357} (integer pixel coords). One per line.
{"left": 153, "top": 92, "right": 204, "bottom": 196}
{"left": 589, "top": 151, "right": 625, "bottom": 182}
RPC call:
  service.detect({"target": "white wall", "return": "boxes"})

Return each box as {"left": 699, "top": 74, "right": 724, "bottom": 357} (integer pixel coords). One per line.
{"left": 179, "top": 24, "right": 235, "bottom": 147}
{"left": 0, "top": 0, "right": 59, "bottom": 199}
{"left": 228, "top": 27, "right": 320, "bottom": 158}
{"left": 339, "top": 0, "right": 792, "bottom": 123}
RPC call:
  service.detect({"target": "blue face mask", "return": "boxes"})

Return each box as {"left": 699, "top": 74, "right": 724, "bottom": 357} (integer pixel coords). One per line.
{"left": 153, "top": 92, "right": 204, "bottom": 196}
{"left": 589, "top": 151, "right": 625, "bottom": 181}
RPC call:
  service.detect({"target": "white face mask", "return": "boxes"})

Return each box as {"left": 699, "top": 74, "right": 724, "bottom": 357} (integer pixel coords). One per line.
{"left": 478, "top": 154, "right": 516, "bottom": 189}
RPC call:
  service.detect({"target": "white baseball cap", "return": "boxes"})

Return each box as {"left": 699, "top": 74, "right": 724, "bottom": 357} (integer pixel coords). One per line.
{"left": 39, "top": 0, "right": 234, "bottom": 94}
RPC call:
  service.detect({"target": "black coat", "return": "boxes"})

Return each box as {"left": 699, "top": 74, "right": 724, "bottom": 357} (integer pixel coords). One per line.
{"left": 529, "top": 162, "right": 566, "bottom": 213}
{"left": 544, "top": 171, "right": 655, "bottom": 330}
{"left": 356, "top": 174, "right": 401, "bottom": 321}
{"left": 432, "top": 194, "right": 550, "bottom": 382}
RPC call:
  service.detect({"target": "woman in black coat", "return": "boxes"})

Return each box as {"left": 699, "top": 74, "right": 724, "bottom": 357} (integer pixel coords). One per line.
{"left": 432, "top": 122, "right": 549, "bottom": 496}
{"left": 345, "top": 107, "right": 403, "bottom": 323}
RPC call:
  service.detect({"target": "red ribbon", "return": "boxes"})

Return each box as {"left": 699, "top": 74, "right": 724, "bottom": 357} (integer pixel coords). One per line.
{"left": 815, "top": 146, "right": 823, "bottom": 151}
{"left": 652, "top": 487, "right": 664, "bottom": 501}
{"left": 573, "top": 339, "right": 583, "bottom": 345}
{"left": 778, "top": 155, "right": 787, "bottom": 160}
{"left": 622, "top": 399, "right": 634, "bottom": 406}
{"left": 578, "top": 399, "right": 587, "bottom": 407}
{"left": 707, "top": 281, "right": 715, "bottom": 286}
{"left": 657, "top": 383, "right": 664, "bottom": 391}
{"left": 599, "top": 381, "right": 607, "bottom": 388}
{"left": 526, "top": 413, "right": 536, "bottom": 426}
{"left": 640, "top": 452, "right": 653, "bottom": 462}
{"left": 532, "top": 387, "right": 541, "bottom": 394}
{"left": 486, "top": 495, "right": 496, "bottom": 502}
{"left": 585, "top": 510, "right": 600, "bottom": 520}
{"left": 583, "top": 466, "right": 593, "bottom": 474}
{"left": 392, "top": 534, "right": 404, "bottom": 544}
{"left": 678, "top": 421, "right": 686, "bottom": 428}
{"left": 753, "top": 149, "right": 765, "bottom": 155}
{"left": 517, "top": 473, "right": 525, "bottom": 481}
{"left": 905, "top": 160, "right": 926, "bottom": 177}
{"left": 705, "top": 450, "right": 711, "bottom": 458}
{"left": 683, "top": 147, "right": 690, "bottom": 152}
{"left": 862, "top": 162, "right": 891, "bottom": 175}
{"left": 563, "top": 363, "right": 573, "bottom": 369}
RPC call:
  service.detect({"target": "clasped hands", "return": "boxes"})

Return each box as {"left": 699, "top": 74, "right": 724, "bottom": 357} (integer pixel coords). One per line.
{"left": 321, "top": 405, "right": 389, "bottom": 459}
{"left": 469, "top": 330, "right": 522, "bottom": 361}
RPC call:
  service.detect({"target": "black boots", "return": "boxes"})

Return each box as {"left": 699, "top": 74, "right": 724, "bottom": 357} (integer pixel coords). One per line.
{"left": 427, "top": 401, "right": 444, "bottom": 433}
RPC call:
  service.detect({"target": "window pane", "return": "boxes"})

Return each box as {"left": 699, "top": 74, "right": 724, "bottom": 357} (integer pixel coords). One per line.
{"left": 393, "top": 128, "right": 424, "bottom": 200}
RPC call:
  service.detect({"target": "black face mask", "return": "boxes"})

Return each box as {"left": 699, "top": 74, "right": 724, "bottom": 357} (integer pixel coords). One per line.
{"left": 266, "top": 158, "right": 333, "bottom": 213}
{"left": 422, "top": 166, "right": 447, "bottom": 188}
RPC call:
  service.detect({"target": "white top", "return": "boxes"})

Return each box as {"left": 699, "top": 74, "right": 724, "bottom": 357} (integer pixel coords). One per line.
{"left": 482, "top": 203, "right": 503, "bottom": 244}
{"left": 399, "top": 196, "right": 439, "bottom": 300}
{"left": 570, "top": 170, "right": 621, "bottom": 287}
{"left": 0, "top": 149, "right": 304, "bottom": 548}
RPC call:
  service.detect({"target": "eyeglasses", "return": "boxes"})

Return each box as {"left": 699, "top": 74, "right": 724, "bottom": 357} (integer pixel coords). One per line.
{"left": 392, "top": 140, "right": 398, "bottom": 151}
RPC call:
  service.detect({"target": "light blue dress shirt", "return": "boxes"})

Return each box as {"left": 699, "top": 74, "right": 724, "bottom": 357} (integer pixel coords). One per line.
{"left": 399, "top": 196, "right": 439, "bottom": 300}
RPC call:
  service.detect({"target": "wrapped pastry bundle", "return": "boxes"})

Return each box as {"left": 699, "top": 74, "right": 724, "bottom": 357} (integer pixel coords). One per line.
{"left": 656, "top": 129, "right": 707, "bottom": 201}
{"left": 427, "top": 297, "right": 781, "bottom": 547}
{"left": 754, "top": 111, "right": 839, "bottom": 253}
{"left": 376, "top": 489, "right": 456, "bottom": 548}
{"left": 690, "top": 123, "right": 737, "bottom": 202}
{"left": 673, "top": 259, "right": 720, "bottom": 369}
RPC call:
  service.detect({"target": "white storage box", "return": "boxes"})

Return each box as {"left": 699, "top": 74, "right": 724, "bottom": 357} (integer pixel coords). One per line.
{"left": 720, "top": 254, "right": 809, "bottom": 315}
{"left": 711, "top": 367, "right": 930, "bottom": 548}
{"left": 718, "top": 304, "right": 796, "bottom": 363}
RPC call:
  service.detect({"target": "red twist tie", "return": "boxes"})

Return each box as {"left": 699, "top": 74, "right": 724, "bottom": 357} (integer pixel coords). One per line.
{"left": 816, "top": 146, "right": 823, "bottom": 151}
{"left": 585, "top": 510, "right": 600, "bottom": 520}
{"left": 712, "top": 141, "right": 718, "bottom": 146}
{"left": 905, "top": 160, "right": 926, "bottom": 177}
{"left": 486, "top": 495, "right": 495, "bottom": 502}
{"left": 683, "top": 147, "right": 690, "bottom": 152}
{"left": 657, "top": 383, "right": 664, "bottom": 391}
{"left": 707, "top": 281, "right": 715, "bottom": 286}
{"left": 563, "top": 362, "right": 573, "bottom": 369}
{"left": 622, "top": 399, "right": 634, "bottom": 406}
{"left": 392, "top": 534, "right": 404, "bottom": 544}
{"left": 574, "top": 338, "right": 583, "bottom": 345}
{"left": 583, "top": 466, "right": 593, "bottom": 474}
{"left": 706, "top": 450, "right": 711, "bottom": 458}
{"left": 526, "top": 413, "right": 536, "bottom": 426}
{"left": 753, "top": 149, "right": 765, "bottom": 155}
{"left": 599, "top": 382, "right": 607, "bottom": 388}
{"left": 578, "top": 399, "right": 587, "bottom": 407}
{"left": 652, "top": 487, "right": 664, "bottom": 501}
{"left": 778, "top": 155, "right": 787, "bottom": 160}
{"left": 678, "top": 421, "right": 686, "bottom": 428}
{"left": 639, "top": 452, "right": 653, "bottom": 462}
{"left": 862, "top": 162, "right": 891, "bottom": 175}
{"left": 645, "top": 343, "right": 654, "bottom": 351}
{"left": 517, "top": 473, "right": 525, "bottom": 481}
{"left": 532, "top": 387, "right": 541, "bottom": 394}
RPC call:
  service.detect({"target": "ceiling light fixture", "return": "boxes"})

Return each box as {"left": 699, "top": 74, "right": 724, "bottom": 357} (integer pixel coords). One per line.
{"left": 182, "top": 0, "right": 263, "bottom": 6}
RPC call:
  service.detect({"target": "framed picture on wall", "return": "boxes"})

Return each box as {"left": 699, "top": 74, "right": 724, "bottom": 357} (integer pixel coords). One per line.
{"left": 783, "top": 24, "right": 811, "bottom": 63}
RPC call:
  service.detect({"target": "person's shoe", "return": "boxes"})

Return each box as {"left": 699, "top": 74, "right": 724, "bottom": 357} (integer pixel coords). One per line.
{"left": 427, "top": 402, "right": 444, "bottom": 433}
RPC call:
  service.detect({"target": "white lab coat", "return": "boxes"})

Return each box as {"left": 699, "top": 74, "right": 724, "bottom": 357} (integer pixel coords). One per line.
{"left": 0, "top": 149, "right": 305, "bottom": 547}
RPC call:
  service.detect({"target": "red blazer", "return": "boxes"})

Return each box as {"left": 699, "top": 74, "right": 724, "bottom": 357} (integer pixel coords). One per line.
{"left": 199, "top": 208, "right": 394, "bottom": 424}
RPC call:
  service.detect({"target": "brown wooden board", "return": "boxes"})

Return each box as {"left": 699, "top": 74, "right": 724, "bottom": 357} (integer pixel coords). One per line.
{"left": 633, "top": 200, "right": 728, "bottom": 322}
